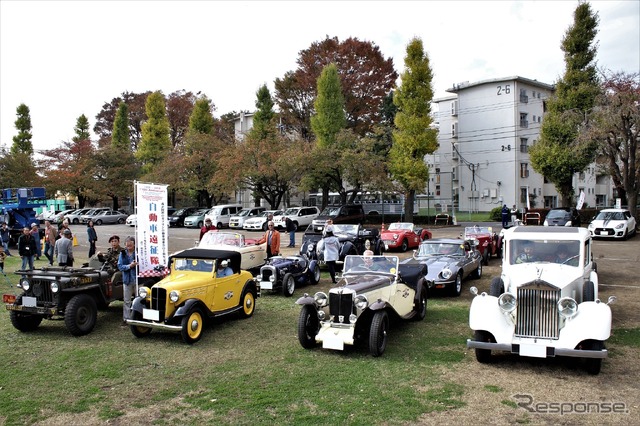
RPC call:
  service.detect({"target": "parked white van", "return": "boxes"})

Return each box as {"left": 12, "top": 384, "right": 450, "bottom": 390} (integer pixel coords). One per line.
{"left": 229, "top": 206, "right": 267, "bottom": 229}
{"left": 204, "top": 204, "right": 242, "bottom": 229}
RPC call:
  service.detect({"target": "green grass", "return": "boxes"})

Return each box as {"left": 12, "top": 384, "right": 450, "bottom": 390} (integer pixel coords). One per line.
{"left": 0, "top": 261, "right": 472, "bottom": 425}
{"left": 608, "top": 327, "right": 640, "bottom": 347}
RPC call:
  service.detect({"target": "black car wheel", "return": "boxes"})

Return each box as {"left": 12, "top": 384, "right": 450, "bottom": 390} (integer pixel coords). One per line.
{"left": 413, "top": 287, "right": 427, "bottom": 321}
{"left": 297, "top": 305, "right": 319, "bottom": 349}
{"left": 9, "top": 297, "right": 42, "bottom": 332}
{"left": 583, "top": 281, "right": 595, "bottom": 302}
{"left": 130, "top": 311, "right": 152, "bottom": 338}
{"left": 64, "top": 294, "right": 98, "bottom": 336}
{"left": 181, "top": 309, "right": 204, "bottom": 344}
{"left": 72, "top": 218, "right": 79, "bottom": 224}
{"left": 472, "top": 262, "right": 482, "bottom": 279}
{"left": 369, "top": 310, "right": 389, "bottom": 357}
{"left": 400, "top": 239, "right": 409, "bottom": 252}
{"left": 310, "top": 264, "right": 321, "bottom": 285}
{"left": 489, "top": 277, "right": 504, "bottom": 297}
{"left": 474, "top": 330, "right": 494, "bottom": 363}
{"left": 197, "top": 221, "right": 203, "bottom": 228}
{"left": 262, "top": 222, "right": 268, "bottom": 231}
{"left": 117, "top": 218, "right": 125, "bottom": 224}
{"left": 239, "top": 284, "right": 256, "bottom": 318}
{"left": 95, "top": 219, "right": 103, "bottom": 225}
{"left": 282, "top": 273, "right": 295, "bottom": 297}
{"left": 584, "top": 339, "right": 604, "bottom": 375}
{"left": 449, "top": 272, "right": 463, "bottom": 297}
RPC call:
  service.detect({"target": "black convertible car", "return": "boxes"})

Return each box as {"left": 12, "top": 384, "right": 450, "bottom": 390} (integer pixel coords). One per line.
{"left": 300, "top": 223, "right": 385, "bottom": 264}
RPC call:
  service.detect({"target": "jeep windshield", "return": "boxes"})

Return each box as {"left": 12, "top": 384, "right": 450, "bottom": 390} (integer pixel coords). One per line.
{"left": 304, "top": 223, "right": 358, "bottom": 236}
{"left": 509, "top": 239, "right": 580, "bottom": 266}
{"left": 343, "top": 255, "right": 399, "bottom": 276}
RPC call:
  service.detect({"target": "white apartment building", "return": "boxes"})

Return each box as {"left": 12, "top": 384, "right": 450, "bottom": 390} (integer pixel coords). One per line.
{"left": 428, "top": 76, "right": 603, "bottom": 214}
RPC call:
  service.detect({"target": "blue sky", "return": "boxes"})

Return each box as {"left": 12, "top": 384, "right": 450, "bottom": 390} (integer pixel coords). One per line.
{"left": 1, "top": 0, "right": 638, "bottom": 152}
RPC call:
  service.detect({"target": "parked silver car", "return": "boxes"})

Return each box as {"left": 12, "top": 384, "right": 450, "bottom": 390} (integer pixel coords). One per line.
{"left": 82, "top": 209, "right": 128, "bottom": 225}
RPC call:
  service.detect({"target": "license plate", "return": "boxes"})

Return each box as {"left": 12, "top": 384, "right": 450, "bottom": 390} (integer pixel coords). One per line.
{"left": 260, "top": 281, "right": 273, "bottom": 290}
{"left": 143, "top": 308, "right": 160, "bottom": 321}
{"left": 519, "top": 343, "right": 547, "bottom": 358}
{"left": 23, "top": 296, "right": 37, "bottom": 308}
{"left": 322, "top": 333, "right": 345, "bottom": 350}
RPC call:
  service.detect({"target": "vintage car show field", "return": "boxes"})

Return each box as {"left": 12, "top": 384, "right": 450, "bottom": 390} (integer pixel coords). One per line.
{"left": 0, "top": 222, "right": 638, "bottom": 425}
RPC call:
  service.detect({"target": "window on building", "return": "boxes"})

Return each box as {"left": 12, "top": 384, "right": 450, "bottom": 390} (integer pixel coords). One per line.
{"left": 451, "top": 122, "right": 457, "bottom": 138}
{"left": 520, "top": 163, "right": 529, "bottom": 178}
{"left": 451, "top": 100, "right": 458, "bottom": 116}
{"left": 579, "top": 172, "right": 585, "bottom": 181}
{"left": 520, "top": 113, "right": 528, "bottom": 128}
{"left": 520, "top": 138, "right": 528, "bottom": 153}
{"left": 520, "top": 89, "right": 528, "bottom": 103}
{"left": 436, "top": 185, "right": 441, "bottom": 196}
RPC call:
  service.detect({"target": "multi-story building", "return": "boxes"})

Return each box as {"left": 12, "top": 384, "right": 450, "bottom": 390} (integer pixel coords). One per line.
{"left": 428, "top": 76, "right": 605, "bottom": 215}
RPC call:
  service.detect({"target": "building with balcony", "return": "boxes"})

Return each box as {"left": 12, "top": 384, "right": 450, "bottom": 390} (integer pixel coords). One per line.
{"left": 428, "top": 76, "right": 607, "bottom": 214}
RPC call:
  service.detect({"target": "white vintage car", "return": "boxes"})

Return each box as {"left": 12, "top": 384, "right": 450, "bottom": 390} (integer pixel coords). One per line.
{"left": 466, "top": 226, "right": 615, "bottom": 375}
{"left": 198, "top": 231, "right": 266, "bottom": 272}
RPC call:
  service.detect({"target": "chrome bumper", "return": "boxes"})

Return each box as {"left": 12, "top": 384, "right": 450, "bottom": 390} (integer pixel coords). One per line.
{"left": 126, "top": 319, "right": 182, "bottom": 332}
{"left": 466, "top": 339, "right": 608, "bottom": 359}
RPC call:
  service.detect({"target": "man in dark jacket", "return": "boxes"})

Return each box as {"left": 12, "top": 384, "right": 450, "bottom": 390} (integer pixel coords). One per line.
{"left": 1, "top": 222, "right": 11, "bottom": 256}
{"left": 18, "top": 227, "right": 36, "bottom": 270}
{"left": 501, "top": 205, "right": 509, "bottom": 228}
{"left": 285, "top": 216, "right": 296, "bottom": 247}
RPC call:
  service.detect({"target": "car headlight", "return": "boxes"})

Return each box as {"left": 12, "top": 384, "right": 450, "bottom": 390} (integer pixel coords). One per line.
{"left": 543, "top": 220, "right": 549, "bottom": 226}
{"left": 50, "top": 282, "right": 59, "bottom": 293}
{"left": 354, "top": 294, "right": 368, "bottom": 310}
{"left": 314, "top": 292, "right": 328, "bottom": 307}
{"left": 587, "top": 223, "right": 594, "bottom": 229}
{"left": 498, "top": 293, "right": 517, "bottom": 313}
{"left": 615, "top": 223, "right": 624, "bottom": 229}
{"left": 138, "top": 287, "right": 150, "bottom": 298}
{"left": 269, "top": 275, "right": 276, "bottom": 282}
{"left": 169, "top": 290, "right": 180, "bottom": 303}
{"left": 441, "top": 268, "right": 453, "bottom": 280}
{"left": 20, "top": 278, "right": 30, "bottom": 291}
{"left": 558, "top": 297, "right": 578, "bottom": 319}
{"left": 256, "top": 273, "right": 262, "bottom": 281}
{"left": 393, "top": 233, "right": 399, "bottom": 240}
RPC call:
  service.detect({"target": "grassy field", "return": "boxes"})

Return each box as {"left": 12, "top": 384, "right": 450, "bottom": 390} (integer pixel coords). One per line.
{"left": 1, "top": 245, "right": 638, "bottom": 425}
{"left": 0, "top": 254, "right": 473, "bottom": 425}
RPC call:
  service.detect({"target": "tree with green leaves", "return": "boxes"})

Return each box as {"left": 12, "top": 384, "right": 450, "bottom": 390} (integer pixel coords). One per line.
{"left": 308, "top": 64, "right": 348, "bottom": 207}
{"left": 73, "top": 114, "right": 91, "bottom": 142}
{"left": 137, "top": 91, "right": 172, "bottom": 174}
{"left": 389, "top": 37, "right": 438, "bottom": 222}
{"left": 530, "top": 2, "right": 600, "bottom": 206}
{"left": 189, "top": 97, "right": 215, "bottom": 135}
{"left": 94, "top": 103, "right": 139, "bottom": 210}
{"left": 11, "top": 103, "right": 34, "bottom": 156}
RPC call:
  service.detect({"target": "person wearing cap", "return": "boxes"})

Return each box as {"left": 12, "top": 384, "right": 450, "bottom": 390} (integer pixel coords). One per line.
{"left": 216, "top": 259, "right": 233, "bottom": 278}
{"left": 97, "top": 235, "right": 125, "bottom": 284}
{"left": 323, "top": 225, "right": 340, "bottom": 283}
{"left": 18, "top": 227, "right": 37, "bottom": 270}
{"left": 54, "top": 228, "right": 74, "bottom": 267}
{"left": 256, "top": 221, "right": 280, "bottom": 258}
{"left": 30, "top": 223, "right": 42, "bottom": 260}
{"left": 118, "top": 236, "right": 138, "bottom": 325}
{"left": 199, "top": 218, "right": 217, "bottom": 241}
{"left": 43, "top": 220, "right": 58, "bottom": 265}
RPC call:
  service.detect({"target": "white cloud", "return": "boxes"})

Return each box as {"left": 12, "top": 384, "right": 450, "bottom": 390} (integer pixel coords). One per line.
{"left": 1, "top": 0, "right": 638, "bottom": 152}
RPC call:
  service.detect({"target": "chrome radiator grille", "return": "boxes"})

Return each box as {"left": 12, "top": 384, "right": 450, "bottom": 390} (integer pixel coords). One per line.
{"left": 515, "top": 283, "right": 561, "bottom": 339}
{"left": 329, "top": 292, "right": 353, "bottom": 324}
{"left": 151, "top": 287, "right": 167, "bottom": 321}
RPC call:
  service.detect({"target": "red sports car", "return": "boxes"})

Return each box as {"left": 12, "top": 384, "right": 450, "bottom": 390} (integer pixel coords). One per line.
{"left": 463, "top": 226, "right": 498, "bottom": 265}
{"left": 381, "top": 222, "right": 432, "bottom": 252}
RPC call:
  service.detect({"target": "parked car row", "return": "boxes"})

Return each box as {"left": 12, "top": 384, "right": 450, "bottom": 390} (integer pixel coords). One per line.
{"left": 5, "top": 215, "right": 632, "bottom": 372}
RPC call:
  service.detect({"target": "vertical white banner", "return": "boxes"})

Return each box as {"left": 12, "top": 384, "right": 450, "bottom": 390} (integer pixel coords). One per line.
{"left": 135, "top": 182, "right": 169, "bottom": 277}
{"left": 526, "top": 187, "right": 531, "bottom": 210}
{"left": 577, "top": 190, "right": 585, "bottom": 210}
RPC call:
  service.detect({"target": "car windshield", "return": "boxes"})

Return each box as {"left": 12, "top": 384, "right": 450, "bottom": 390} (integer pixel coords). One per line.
{"left": 417, "top": 242, "right": 464, "bottom": 257}
{"left": 509, "top": 239, "right": 580, "bottom": 266}
{"left": 283, "top": 208, "right": 300, "bottom": 216}
{"left": 547, "top": 210, "right": 570, "bottom": 219}
{"left": 174, "top": 208, "right": 190, "bottom": 216}
{"left": 388, "top": 223, "right": 412, "bottom": 231}
{"left": 319, "top": 207, "right": 341, "bottom": 216}
{"left": 465, "top": 226, "right": 492, "bottom": 235}
{"left": 333, "top": 224, "right": 359, "bottom": 235}
{"left": 343, "top": 255, "right": 399, "bottom": 275}
{"left": 199, "top": 232, "right": 245, "bottom": 247}
{"left": 594, "top": 211, "right": 625, "bottom": 221}
{"left": 237, "top": 209, "right": 253, "bottom": 217}
{"left": 173, "top": 258, "right": 214, "bottom": 272}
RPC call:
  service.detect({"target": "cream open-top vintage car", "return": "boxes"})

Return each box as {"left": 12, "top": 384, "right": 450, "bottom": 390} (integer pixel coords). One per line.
{"left": 466, "top": 226, "right": 615, "bottom": 374}
{"left": 127, "top": 248, "right": 258, "bottom": 344}
{"left": 198, "top": 230, "right": 266, "bottom": 272}
{"left": 296, "top": 254, "right": 428, "bottom": 357}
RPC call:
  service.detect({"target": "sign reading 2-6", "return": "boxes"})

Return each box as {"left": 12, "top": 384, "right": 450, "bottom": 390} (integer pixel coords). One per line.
{"left": 497, "top": 85, "right": 511, "bottom": 95}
